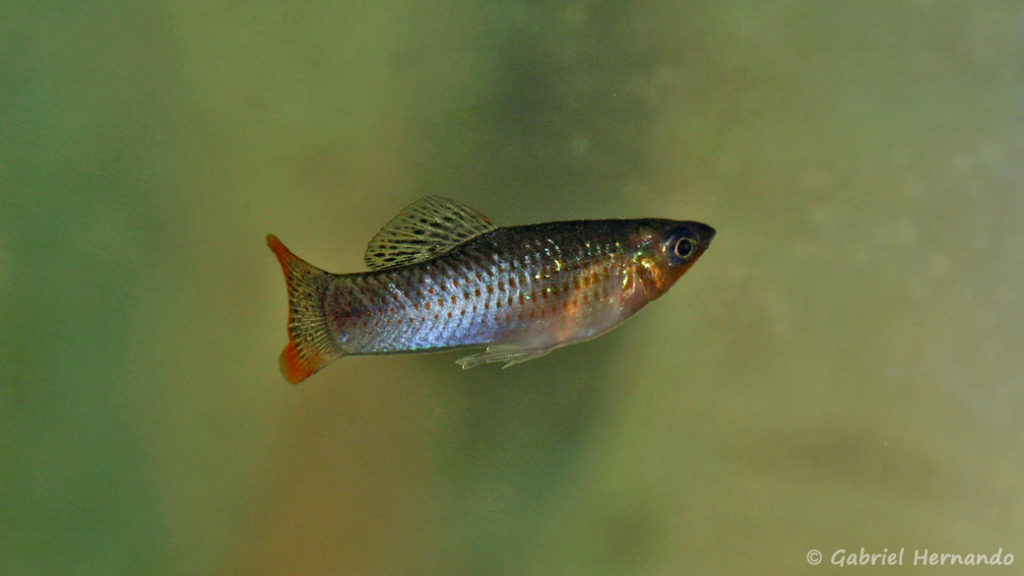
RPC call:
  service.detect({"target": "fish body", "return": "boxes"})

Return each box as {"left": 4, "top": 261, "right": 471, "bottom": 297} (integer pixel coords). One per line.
{"left": 269, "top": 197, "right": 715, "bottom": 383}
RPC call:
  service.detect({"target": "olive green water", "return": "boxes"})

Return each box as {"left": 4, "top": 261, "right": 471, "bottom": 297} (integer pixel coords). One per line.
{"left": 3, "top": 2, "right": 1023, "bottom": 575}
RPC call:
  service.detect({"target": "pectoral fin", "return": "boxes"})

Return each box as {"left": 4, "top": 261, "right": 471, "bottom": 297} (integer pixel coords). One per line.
{"left": 455, "top": 344, "right": 555, "bottom": 370}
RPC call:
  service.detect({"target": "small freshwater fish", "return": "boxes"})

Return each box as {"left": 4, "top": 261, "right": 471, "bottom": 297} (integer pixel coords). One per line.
{"left": 268, "top": 197, "right": 715, "bottom": 383}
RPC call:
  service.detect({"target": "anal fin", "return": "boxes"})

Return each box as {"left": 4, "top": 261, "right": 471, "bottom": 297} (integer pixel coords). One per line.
{"left": 455, "top": 344, "right": 555, "bottom": 370}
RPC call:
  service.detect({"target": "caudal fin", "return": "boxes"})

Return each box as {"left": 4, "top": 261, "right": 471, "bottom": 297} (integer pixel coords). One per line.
{"left": 267, "top": 235, "right": 343, "bottom": 383}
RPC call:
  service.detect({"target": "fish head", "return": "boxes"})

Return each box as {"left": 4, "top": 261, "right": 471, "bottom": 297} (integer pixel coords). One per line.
{"left": 627, "top": 219, "right": 716, "bottom": 302}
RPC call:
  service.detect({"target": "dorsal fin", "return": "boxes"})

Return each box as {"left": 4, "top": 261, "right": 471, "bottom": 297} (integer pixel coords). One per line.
{"left": 364, "top": 196, "right": 498, "bottom": 270}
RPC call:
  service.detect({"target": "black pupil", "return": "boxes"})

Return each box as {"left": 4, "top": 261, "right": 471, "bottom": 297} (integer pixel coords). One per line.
{"left": 675, "top": 237, "right": 694, "bottom": 259}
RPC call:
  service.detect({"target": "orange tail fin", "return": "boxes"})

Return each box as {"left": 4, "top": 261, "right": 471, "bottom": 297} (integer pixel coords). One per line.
{"left": 267, "top": 235, "right": 343, "bottom": 383}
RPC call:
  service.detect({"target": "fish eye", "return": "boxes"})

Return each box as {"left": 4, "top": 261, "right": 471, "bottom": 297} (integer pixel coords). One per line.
{"left": 674, "top": 237, "right": 696, "bottom": 260}
{"left": 670, "top": 233, "right": 699, "bottom": 263}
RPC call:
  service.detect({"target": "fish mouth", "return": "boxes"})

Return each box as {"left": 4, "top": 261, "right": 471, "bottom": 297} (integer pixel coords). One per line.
{"left": 691, "top": 222, "right": 716, "bottom": 245}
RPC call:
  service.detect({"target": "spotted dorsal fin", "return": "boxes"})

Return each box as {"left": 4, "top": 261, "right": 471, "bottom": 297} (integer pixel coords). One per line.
{"left": 364, "top": 196, "right": 498, "bottom": 270}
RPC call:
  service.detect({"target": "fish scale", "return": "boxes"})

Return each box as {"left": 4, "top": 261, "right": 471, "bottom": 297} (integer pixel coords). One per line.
{"left": 268, "top": 197, "right": 715, "bottom": 383}
{"left": 339, "top": 225, "right": 624, "bottom": 353}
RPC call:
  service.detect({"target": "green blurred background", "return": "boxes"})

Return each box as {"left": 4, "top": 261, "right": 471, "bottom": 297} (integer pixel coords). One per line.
{"left": 3, "top": 2, "right": 1023, "bottom": 574}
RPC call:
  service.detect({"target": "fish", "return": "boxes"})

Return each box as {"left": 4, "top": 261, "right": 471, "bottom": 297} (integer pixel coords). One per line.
{"left": 268, "top": 196, "right": 715, "bottom": 383}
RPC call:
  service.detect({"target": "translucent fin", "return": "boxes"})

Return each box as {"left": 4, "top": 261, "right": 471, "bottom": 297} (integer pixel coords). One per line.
{"left": 267, "top": 235, "right": 344, "bottom": 384}
{"left": 455, "top": 344, "right": 555, "bottom": 370}
{"left": 364, "top": 196, "right": 497, "bottom": 270}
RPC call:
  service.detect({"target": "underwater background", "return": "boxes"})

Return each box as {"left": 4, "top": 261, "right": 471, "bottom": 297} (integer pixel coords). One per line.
{"left": 3, "top": 2, "right": 1022, "bottom": 574}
